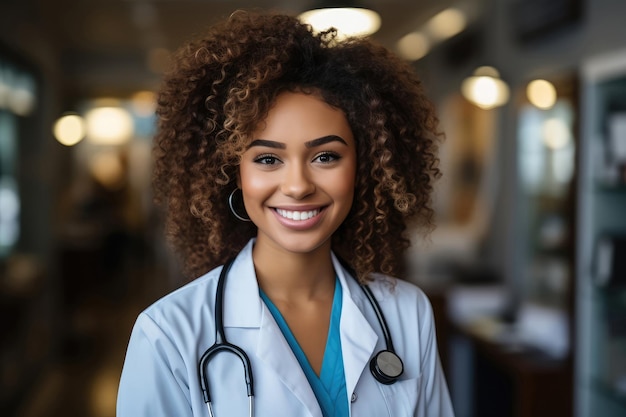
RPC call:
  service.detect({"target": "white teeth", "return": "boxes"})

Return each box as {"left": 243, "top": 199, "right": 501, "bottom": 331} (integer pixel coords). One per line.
{"left": 276, "top": 209, "right": 320, "bottom": 221}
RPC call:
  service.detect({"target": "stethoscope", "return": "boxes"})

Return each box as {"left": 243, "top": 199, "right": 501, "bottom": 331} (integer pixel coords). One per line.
{"left": 198, "top": 257, "right": 404, "bottom": 417}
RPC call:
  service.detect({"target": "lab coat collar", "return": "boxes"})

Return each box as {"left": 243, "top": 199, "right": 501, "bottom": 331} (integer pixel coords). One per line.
{"left": 222, "top": 239, "right": 263, "bottom": 328}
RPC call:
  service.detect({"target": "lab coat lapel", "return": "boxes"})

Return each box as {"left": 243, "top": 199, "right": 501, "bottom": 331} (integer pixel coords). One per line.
{"left": 333, "top": 256, "right": 379, "bottom": 400}
{"left": 256, "top": 305, "right": 323, "bottom": 417}
{"left": 222, "top": 241, "right": 322, "bottom": 417}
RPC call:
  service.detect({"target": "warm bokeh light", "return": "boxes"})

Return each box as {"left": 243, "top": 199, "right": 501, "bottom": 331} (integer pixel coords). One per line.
{"left": 298, "top": 7, "right": 381, "bottom": 38}
{"left": 542, "top": 117, "right": 571, "bottom": 149}
{"left": 396, "top": 32, "right": 431, "bottom": 61}
{"left": 461, "top": 67, "right": 510, "bottom": 109}
{"left": 88, "top": 151, "right": 126, "bottom": 190}
{"left": 85, "top": 106, "right": 134, "bottom": 145}
{"left": 396, "top": 6, "right": 468, "bottom": 61}
{"left": 53, "top": 114, "right": 86, "bottom": 146}
{"left": 527, "top": 79, "right": 558, "bottom": 109}
{"left": 425, "top": 7, "right": 467, "bottom": 41}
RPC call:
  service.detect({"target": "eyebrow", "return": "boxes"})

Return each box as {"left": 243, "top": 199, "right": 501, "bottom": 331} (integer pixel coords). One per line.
{"left": 248, "top": 135, "right": 348, "bottom": 149}
{"left": 247, "top": 139, "right": 285, "bottom": 149}
{"left": 305, "top": 135, "right": 348, "bottom": 148}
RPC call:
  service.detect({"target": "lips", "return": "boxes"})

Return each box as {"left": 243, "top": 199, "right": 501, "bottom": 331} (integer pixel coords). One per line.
{"left": 275, "top": 208, "right": 321, "bottom": 221}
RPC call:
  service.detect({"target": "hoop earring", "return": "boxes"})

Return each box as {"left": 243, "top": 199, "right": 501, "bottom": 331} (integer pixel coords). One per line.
{"left": 228, "top": 188, "right": 251, "bottom": 222}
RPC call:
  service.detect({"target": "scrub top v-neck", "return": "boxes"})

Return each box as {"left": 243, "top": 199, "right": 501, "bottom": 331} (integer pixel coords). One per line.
{"left": 260, "top": 278, "right": 349, "bottom": 417}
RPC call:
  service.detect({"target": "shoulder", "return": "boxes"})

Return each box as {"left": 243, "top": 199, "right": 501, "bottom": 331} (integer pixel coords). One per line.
{"left": 365, "top": 273, "right": 436, "bottom": 336}
{"left": 137, "top": 265, "right": 223, "bottom": 334}
{"left": 135, "top": 239, "right": 258, "bottom": 337}
{"left": 368, "top": 273, "right": 432, "bottom": 309}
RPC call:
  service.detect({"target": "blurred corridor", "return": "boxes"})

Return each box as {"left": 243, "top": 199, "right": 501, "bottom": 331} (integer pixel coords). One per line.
{"left": 2, "top": 0, "right": 626, "bottom": 416}
{"left": 2, "top": 213, "right": 174, "bottom": 417}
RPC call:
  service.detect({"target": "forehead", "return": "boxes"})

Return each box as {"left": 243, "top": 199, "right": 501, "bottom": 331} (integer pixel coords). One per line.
{"left": 252, "top": 91, "right": 353, "bottom": 143}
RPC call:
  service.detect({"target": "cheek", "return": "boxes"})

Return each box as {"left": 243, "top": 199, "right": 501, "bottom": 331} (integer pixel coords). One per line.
{"left": 238, "top": 163, "right": 257, "bottom": 190}
{"left": 239, "top": 166, "right": 273, "bottom": 201}
{"left": 334, "top": 167, "right": 357, "bottom": 206}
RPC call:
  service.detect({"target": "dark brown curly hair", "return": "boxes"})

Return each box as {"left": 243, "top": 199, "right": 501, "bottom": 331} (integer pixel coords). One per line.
{"left": 153, "top": 10, "right": 442, "bottom": 283}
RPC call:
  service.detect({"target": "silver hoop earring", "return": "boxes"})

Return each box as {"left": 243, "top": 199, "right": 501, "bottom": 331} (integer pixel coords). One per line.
{"left": 228, "top": 188, "right": 251, "bottom": 222}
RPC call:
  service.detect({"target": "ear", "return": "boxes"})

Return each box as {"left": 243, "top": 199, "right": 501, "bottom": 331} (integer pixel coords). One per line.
{"left": 236, "top": 170, "right": 242, "bottom": 189}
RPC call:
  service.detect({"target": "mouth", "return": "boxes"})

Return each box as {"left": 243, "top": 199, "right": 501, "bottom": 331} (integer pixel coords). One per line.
{"left": 275, "top": 208, "right": 322, "bottom": 221}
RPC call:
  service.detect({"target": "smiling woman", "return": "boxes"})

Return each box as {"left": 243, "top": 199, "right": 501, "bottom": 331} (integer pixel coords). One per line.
{"left": 117, "top": 10, "right": 453, "bottom": 417}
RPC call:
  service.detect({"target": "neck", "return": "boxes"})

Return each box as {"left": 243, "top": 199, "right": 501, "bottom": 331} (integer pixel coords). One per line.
{"left": 252, "top": 241, "right": 336, "bottom": 303}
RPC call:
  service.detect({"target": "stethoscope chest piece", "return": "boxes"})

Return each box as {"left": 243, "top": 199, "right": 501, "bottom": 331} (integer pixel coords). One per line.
{"left": 370, "top": 350, "right": 404, "bottom": 385}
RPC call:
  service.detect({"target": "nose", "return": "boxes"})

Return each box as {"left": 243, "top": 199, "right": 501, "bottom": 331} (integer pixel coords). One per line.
{"left": 280, "top": 162, "right": 315, "bottom": 199}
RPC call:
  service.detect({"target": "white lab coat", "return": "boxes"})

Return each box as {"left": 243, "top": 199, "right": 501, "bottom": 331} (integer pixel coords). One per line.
{"left": 117, "top": 239, "right": 455, "bottom": 417}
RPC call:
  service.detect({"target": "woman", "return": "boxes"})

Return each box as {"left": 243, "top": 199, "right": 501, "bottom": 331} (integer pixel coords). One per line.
{"left": 117, "top": 10, "right": 454, "bottom": 417}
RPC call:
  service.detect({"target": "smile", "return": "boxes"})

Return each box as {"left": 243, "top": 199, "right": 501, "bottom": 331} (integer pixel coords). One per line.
{"left": 275, "top": 208, "right": 321, "bottom": 221}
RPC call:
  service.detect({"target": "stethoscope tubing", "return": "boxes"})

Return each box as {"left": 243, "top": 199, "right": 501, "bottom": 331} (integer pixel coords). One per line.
{"left": 198, "top": 258, "right": 254, "bottom": 415}
{"left": 359, "top": 281, "right": 396, "bottom": 353}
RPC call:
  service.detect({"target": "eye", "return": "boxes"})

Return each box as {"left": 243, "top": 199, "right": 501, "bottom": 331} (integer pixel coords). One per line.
{"left": 253, "top": 154, "right": 280, "bottom": 165}
{"left": 314, "top": 152, "right": 341, "bottom": 164}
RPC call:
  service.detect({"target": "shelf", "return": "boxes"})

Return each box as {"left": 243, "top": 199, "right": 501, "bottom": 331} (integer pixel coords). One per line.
{"left": 579, "top": 50, "right": 626, "bottom": 417}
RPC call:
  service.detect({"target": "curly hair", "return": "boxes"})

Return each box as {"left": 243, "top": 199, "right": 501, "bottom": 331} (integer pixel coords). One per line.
{"left": 153, "top": 10, "right": 442, "bottom": 283}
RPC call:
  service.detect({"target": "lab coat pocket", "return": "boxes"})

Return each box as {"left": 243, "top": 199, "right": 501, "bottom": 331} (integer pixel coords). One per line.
{"left": 380, "top": 376, "right": 422, "bottom": 416}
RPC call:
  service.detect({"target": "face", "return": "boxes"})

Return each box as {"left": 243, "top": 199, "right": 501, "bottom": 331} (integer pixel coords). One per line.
{"left": 238, "top": 91, "right": 357, "bottom": 257}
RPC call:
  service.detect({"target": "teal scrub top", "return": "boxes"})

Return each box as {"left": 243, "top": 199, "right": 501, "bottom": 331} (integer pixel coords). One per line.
{"left": 260, "top": 278, "right": 349, "bottom": 417}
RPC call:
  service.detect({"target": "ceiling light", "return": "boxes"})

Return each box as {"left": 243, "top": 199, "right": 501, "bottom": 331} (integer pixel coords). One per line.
{"left": 461, "top": 66, "right": 510, "bottom": 109}
{"left": 53, "top": 113, "right": 86, "bottom": 146}
{"left": 527, "top": 79, "right": 557, "bottom": 110}
{"left": 298, "top": 5, "right": 381, "bottom": 38}
{"left": 395, "top": 6, "right": 468, "bottom": 61}
{"left": 85, "top": 106, "right": 134, "bottom": 145}
{"left": 425, "top": 7, "right": 467, "bottom": 41}
{"left": 397, "top": 32, "right": 430, "bottom": 61}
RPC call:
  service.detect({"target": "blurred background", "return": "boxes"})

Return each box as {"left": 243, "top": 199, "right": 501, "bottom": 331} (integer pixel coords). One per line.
{"left": 1, "top": 0, "right": 625, "bottom": 416}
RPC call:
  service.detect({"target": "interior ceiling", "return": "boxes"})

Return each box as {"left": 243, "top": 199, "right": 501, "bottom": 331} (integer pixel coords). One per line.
{"left": 15, "top": 0, "right": 463, "bottom": 98}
